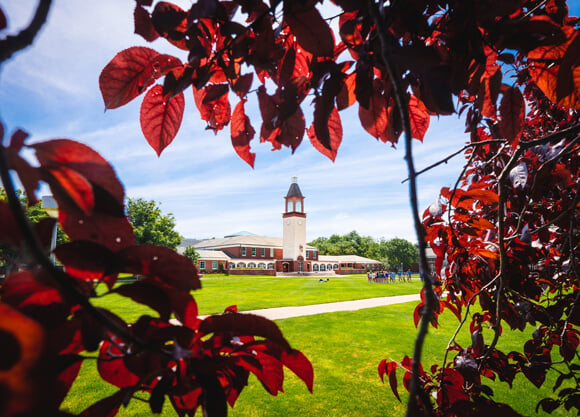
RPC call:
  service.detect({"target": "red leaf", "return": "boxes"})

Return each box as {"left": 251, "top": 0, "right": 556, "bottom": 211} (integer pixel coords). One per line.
{"left": 499, "top": 86, "right": 525, "bottom": 147}
{"left": 230, "top": 99, "right": 256, "bottom": 168}
{"left": 463, "top": 189, "right": 499, "bottom": 204}
{"left": 134, "top": 4, "right": 159, "bottom": 42}
{"left": 31, "top": 139, "right": 125, "bottom": 207}
{"left": 114, "top": 280, "right": 172, "bottom": 321}
{"left": 337, "top": 71, "right": 356, "bottom": 110}
{"left": 140, "top": 85, "right": 185, "bottom": 156}
{"left": 387, "top": 361, "right": 401, "bottom": 402}
{"left": 379, "top": 360, "right": 401, "bottom": 402}
{"left": 202, "top": 83, "right": 229, "bottom": 105}
{"left": 53, "top": 240, "right": 114, "bottom": 282}
{"left": 408, "top": 95, "right": 430, "bottom": 142}
{"left": 151, "top": 1, "right": 188, "bottom": 50}
{"left": 99, "top": 46, "right": 180, "bottom": 111}
{"left": 98, "top": 340, "right": 140, "bottom": 388}
{"left": 359, "top": 88, "right": 388, "bottom": 142}
{"left": 193, "top": 84, "right": 231, "bottom": 131}
{"left": 284, "top": 7, "right": 334, "bottom": 57}
{"left": 0, "top": 7, "right": 6, "bottom": 30}
{"left": 307, "top": 106, "right": 342, "bottom": 162}
{"left": 100, "top": 46, "right": 161, "bottom": 109}
{"left": 199, "top": 313, "right": 291, "bottom": 351}
{"left": 59, "top": 208, "right": 135, "bottom": 252}
{"left": 0, "top": 200, "right": 24, "bottom": 247}
{"left": 413, "top": 303, "right": 423, "bottom": 328}
{"left": 2, "top": 270, "right": 63, "bottom": 310}
{"left": 9, "top": 128, "right": 29, "bottom": 151}
{"left": 4, "top": 148, "right": 40, "bottom": 205}
{"left": 46, "top": 166, "right": 94, "bottom": 215}
{"left": 258, "top": 87, "right": 305, "bottom": 153}
{"left": 281, "top": 349, "right": 314, "bottom": 393}
{"left": 165, "top": 288, "right": 199, "bottom": 328}
{"left": 248, "top": 347, "right": 284, "bottom": 395}
{"left": 116, "top": 244, "right": 201, "bottom": 291}
{"left": 231, "top": 73, "right": 253, "bottom": 98}
{"left": 440, "top": 300, "right": 462, "bottom": 322}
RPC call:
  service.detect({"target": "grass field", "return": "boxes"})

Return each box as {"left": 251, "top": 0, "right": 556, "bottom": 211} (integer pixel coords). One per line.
{"left": 96, "top": 274, "right": 424, "bottom": 322}
{"left": 63, "top": 275, "right": 572, "bottom": 416}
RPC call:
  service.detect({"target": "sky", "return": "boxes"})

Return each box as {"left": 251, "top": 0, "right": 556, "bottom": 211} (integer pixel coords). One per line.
{"left": 0, "top": 0, "right": 471, "bottom": 244}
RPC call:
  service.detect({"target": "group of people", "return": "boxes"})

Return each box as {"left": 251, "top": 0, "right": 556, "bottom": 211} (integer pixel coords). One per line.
{"left": 367, "top": 270, "right": 412, "bottom": 283}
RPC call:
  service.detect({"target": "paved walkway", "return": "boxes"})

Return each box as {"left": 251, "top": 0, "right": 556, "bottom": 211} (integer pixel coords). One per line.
{"left": 235, "top": 294, "right": 421, "bottom": 320}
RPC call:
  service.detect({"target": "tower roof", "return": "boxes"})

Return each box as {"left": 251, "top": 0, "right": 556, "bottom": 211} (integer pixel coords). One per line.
{"left": 286, "top": 176, "right": 303, "bottom": 198}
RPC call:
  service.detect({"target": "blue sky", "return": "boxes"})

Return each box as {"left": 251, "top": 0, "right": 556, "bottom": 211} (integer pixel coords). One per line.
{"left": 1, "top": 0, "right": 470, "bottom": 243}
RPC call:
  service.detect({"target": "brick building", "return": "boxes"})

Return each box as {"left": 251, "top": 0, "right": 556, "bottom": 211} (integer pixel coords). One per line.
{"left": 179, "top": 178, "right": 382, "bottom": 275}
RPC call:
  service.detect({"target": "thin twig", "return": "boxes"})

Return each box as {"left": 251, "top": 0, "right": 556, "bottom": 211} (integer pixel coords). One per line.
{"left": 402, "top": 139, "right": 506, "bottom": 184}
{"left": 368, "top": 1, "right": 436, "bottom": 415}
{"left": 0, "top": 0, "right": 53, "bottom": 64}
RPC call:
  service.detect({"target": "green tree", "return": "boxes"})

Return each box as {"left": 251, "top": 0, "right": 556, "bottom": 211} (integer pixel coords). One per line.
{"left": 381, "top": 238, "right": 418, "bottom": 270}
{"left": 126, "top": 197, "right": 182, "bottom": 250}
{"left": 183, "top": 246, "right": 199, "bottom": 263}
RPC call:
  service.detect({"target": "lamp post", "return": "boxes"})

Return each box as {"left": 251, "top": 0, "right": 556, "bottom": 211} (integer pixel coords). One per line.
{"left": 41, "top": 195, "right": 58, "bottom": 262}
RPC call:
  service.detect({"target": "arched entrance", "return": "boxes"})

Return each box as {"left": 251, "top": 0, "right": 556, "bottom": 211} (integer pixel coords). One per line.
{"left": 282, "top": 262, "right": 290, "bottom": 272}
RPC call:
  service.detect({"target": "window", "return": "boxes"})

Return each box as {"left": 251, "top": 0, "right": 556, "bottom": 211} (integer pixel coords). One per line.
{"left": 286, "top": 201, "right": 291, "bottom": 212}
{"left": 237, "top": 262, "right": 246, "bottom": 268}
{"left": 327, "top": 264, "right": 332, "bottom": 270}
{"left": 252, "top": 248, "right": 256, "bottom": 256}
{"left": 306, "top": 250, "right": 310, "bottom": 258}
{"left": 296, "top": 201, "right": 302, "bottom": 212}
{"left": 199, "top": 261, "right": 205, "bottom": 270}
{"left": 270, "top": 248, "right": 274, "bottom": 257}
{"left": 267, "top": 263, "right": 274, "bottom": 269}
{"left": 212, "top": 261, "right": 218, "bottom": 270}
{"left": 334, "top": 264, "right": 339, "bottom": 270}
{"left": 230, "top": 263, "right": 236, "bottom": 269}
{"left": 312, "top": 250, "right": 317, "bottom": 259}
{"left": 320, "top": 264, "right": 326, "bottom": 271}
{"left": 258, "top": 263, "right": 266, "bottom": 269}
{"left": 248, "top": 262, "right": 256, "bottom": 268}
{"left": 313, "top": 264, "right": 319, "bottom": 271}
{"left": 241, "top": 247, "right": 246, "bottom": 256}
{"left": 261, "top": 248, "right": 265, "bottom": 257}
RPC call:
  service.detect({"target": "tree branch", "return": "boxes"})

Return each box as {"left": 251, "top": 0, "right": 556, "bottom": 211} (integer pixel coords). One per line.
{"left": 0, "top": 0, "right": 53, "bottom": 64}
{"left": 368, "top": 1, "right": 436, "bottom": 415}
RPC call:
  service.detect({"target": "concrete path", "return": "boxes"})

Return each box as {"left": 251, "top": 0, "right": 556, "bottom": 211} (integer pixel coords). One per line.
{"left": 236, "top": 293, "right": 421, "bottom": 320}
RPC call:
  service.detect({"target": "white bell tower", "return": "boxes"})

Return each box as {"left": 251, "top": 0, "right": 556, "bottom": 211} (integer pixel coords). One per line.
{"left": 282, "top": 177, "right": 306, "bottom": 261}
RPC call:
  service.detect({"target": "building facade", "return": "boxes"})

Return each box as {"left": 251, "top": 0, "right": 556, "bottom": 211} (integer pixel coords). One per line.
{"left": 179, "top": 178, "right": 382, "bottom": 275}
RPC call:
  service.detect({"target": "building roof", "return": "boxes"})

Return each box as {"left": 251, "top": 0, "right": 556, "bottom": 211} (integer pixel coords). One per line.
{"left": 224, "top": 231, "right": 257, "bottom": 237}
{"left": 195, "top": 235, "right": 282, "bottom": 248}
{"left": 286, "top": 177, "right": 303, "bottom": 198}
{"left": 197, "top": 249, "right": 232, "bottom": 261}
{"left": 194, "top": 235, "right": 318, "bottom": 250}
{"left": 179, "top": 238, "right": 201, "bottom": 248}
{"left": 318, "top": 254, "right": 382, "bottom": 264}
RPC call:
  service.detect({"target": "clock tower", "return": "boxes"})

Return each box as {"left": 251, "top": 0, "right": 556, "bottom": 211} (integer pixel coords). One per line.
{"left": 282, "top": 177, "right": 306, "bottom": 264}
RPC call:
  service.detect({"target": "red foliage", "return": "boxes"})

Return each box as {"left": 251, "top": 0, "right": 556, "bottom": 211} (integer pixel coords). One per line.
{"left": 0, "top": 127, "right": 313, "bottom": 416}
{"left": 2, "top": 1, "right": 580, "bottom": 416}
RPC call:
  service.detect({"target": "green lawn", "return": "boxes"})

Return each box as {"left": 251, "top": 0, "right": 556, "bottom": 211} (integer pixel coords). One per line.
{"left": 95, "top": 274, "right": 424, "bottom": 322}
{"left": 63, "top": 275, "right": 572, "bottom": 416}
